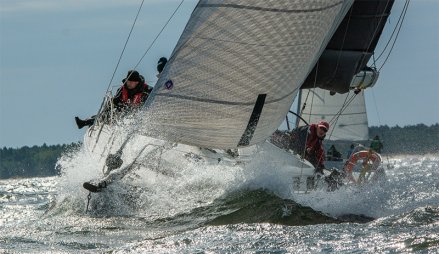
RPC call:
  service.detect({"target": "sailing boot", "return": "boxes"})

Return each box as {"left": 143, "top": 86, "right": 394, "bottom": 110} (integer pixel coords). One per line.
{"left": 83, "top": 181, "right": 107, "bottom": 192}
{"left": 75, "top": 116, "right": 95, "bottom": 129}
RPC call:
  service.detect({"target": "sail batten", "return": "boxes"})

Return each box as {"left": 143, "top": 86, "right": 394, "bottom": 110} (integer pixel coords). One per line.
{"left": 143, "top": 0, "right": 355, "bottom": 149}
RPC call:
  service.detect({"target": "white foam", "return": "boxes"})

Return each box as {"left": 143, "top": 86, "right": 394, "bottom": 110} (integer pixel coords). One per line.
{"left": 56, "top": 120, "right": 439, "bottom": 219}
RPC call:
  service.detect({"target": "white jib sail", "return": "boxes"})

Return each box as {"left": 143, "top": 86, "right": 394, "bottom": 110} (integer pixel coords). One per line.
{"left": 143, "top": 0, "right": 354, "bottom": 149}
{"left": 299, "top": 88, "right": 369, "bottom": 141}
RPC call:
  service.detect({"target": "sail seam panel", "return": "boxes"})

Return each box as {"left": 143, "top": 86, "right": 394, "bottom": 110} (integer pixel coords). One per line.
{"left": 198, "top": 2, "right": 343, "bottom": 13}
{"left": 155, "top": 87, "right": 297, "bottom": 106}
{"left": 190, "top": 36, "right": 313, "bottom": 48}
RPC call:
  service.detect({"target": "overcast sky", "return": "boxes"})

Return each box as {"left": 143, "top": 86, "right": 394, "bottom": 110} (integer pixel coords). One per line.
{"left": 1, "top": 0, "right": 438, "bottom": 148}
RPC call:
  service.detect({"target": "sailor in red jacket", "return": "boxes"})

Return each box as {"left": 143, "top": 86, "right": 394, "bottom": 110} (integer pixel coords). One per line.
{"left": 304, "top": 121, "right": 329, "bottom": 172}
{"left": 290, "top": 120, "right": 329, "bottom": 173}
{"left": 112, "top": 70, "right": 152, "bottom": 111}
{"left": 75, "top": 70, "right": 152, "bottom": 129}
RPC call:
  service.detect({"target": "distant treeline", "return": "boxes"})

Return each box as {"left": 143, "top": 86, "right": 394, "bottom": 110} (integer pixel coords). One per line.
{"left": 0, "top": 124, "right": 438, "bottom": 179}
{"left": 325, "top": 124, "right": 439, "bottom": 159}
{"left": 368, "top": 124, "right": 439, "bottom": 155}
{"left": 0, "top": 143, "right": 80, "bottom": 179}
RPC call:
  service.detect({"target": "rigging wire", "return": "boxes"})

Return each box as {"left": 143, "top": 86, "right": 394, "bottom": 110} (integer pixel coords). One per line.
{"left": 92, "top": 0, "right": 185, "bottom": 166}
{"left": 93, "top": 0, "right": 146, "bottom": 123}
{"left": 105, "top": 0, "right": 146, "bottom": 93}
{"left": 378, "top": 0, "right": 410, "bottom": 72}
{"left": 369, "top": 2, "right": 410, "bottom": 164}
{"left": 371, "top": 54, "right": 378, "bottom": 69}
{"left": 299, "top": 90, "right": 311, "bottom": 124}
{"left": 130, "top": 0, "right": 185, "bottom": 73}
{"left": 326, "top": 91, "right": 357, "bottom": 140}
{"left": 320, "top": 0, "right": 400, "bottom": 139}
{"left": 102, "top": 0, "right": 185, "bottom": 102}
{"left": 329, "top": 1, "right": 408, "bottom": 162}
{"left": 301, "top": 0, "right": 390, "bottom": 140}
{"left": 370, "top": 87, "right": 392, "bottom": 167}
{"left": 370, "top": 89, "right": 382, "bottom": 126}
{"left": 329, "top": 92, "right": 358, "bottom": 124}
{"left": 295, "top": 61, "right": 320, "bottom": 178}
{"left": 307, "top": 62, "right": 319, "bottom": 126}
{"left": 374, "top": 0, "right": 410, "bottom": 62}
{"left": 363, "top": 0, "right": 392, "bottom": 60}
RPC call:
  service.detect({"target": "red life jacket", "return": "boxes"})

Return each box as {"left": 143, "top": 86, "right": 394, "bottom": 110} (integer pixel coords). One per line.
{"left": 120, "top": 83, "right": 149, "bottom": 105}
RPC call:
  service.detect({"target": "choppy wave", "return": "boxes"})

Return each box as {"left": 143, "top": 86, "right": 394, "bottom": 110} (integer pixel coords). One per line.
{"left": 116, "top": 204, "right": 439, "bottom": 253}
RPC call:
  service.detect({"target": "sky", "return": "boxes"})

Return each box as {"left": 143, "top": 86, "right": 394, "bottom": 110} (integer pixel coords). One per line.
{"left": 0, "top": 0, "right": 438, "bottom": 148}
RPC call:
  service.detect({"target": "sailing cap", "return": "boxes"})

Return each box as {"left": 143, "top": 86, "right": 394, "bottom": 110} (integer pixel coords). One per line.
{"left": 318, "top": 121, "right": 329, "bottom": 131}
{"left": 126, "top": 70, "right": 141, "bottom": 82}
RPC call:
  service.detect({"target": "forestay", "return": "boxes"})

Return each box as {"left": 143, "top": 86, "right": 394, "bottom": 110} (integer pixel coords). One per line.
{"left": 299, "top": 88, "right": 368, "bottom": 141}
{"left": 143, "top": 0, "right": 354, "bottom": 149}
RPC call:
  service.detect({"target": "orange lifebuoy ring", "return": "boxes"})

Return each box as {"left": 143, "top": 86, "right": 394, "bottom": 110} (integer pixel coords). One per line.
{"left": 343, "top": 150, "right": 382, "bottom": 184}
{"left": 344, "top": 150, "right": 381, "bottom": 173}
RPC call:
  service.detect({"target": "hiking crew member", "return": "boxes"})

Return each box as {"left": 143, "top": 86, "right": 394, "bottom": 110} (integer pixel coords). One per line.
{"left": 113, "top": 70, "right": 152, "bottom": 111}
{"left": 75, "top": 70, "right": 152, "bottom": 129}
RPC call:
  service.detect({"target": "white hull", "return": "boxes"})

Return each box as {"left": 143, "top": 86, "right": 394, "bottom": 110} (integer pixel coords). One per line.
{"left": 83, "top": 125, "right": 316, "bottom": 193}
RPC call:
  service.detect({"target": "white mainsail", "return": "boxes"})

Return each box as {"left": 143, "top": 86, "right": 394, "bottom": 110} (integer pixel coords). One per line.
{"left": 298, "top": 88, "right": 368, "bottom": 141}
{"left": 143, "top": 0, "right": 354, "bottom": 149}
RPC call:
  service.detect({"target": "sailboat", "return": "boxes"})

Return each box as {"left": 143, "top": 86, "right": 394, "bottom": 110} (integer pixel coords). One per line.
{"left": 82, "top": 0, "right": 395, "bottom": 195}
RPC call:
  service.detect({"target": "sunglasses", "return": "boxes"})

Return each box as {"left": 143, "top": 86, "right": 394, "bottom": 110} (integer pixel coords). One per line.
{"left": 319, "top": 127, "right": 328, "bottom": 133}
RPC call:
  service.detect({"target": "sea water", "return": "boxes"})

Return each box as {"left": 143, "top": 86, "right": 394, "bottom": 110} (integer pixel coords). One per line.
{"left": 1, "top": 154, "right": 438, "bottom": 253}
